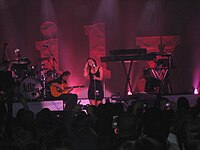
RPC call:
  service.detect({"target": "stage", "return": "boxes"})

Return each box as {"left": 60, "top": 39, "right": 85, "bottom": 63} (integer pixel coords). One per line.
{"left": 12, "top": 93, "right": 200, "bottom": 117}
{"left": 12, "top": 94, "right": 78, "bottom": 117}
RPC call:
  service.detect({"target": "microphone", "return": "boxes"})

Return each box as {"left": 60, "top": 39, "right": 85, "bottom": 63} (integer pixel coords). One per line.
{"left": 43, "top": 44, "right": 48, "bottom": 48}
{"left": 92, "top": 63, "right": 96, "bottom": 67}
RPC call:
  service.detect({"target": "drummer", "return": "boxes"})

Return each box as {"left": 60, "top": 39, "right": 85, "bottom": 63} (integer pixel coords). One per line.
{"left": 11, "top": 49, "right": 31, "bottom": 80}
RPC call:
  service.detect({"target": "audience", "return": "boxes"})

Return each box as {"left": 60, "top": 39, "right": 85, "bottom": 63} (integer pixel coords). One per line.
{"left": 134, "top": 108, "right": 170, "bottom": 150}
{"left": 0, "top": 95, "right": 200, "bottom": 150}
{"left": 112, "top": 112, "right": 138, "bottom": 150}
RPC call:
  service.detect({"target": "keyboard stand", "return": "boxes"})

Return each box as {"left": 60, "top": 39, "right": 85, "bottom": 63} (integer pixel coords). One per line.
{"left": 121, "top": 60, "right": 134, "bottom": 95}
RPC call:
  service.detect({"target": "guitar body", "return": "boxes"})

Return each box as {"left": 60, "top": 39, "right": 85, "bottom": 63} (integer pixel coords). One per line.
{"left": 50, "top": 82, "right": 84, "bottom": 97}
{"left": 50, "top": 82, "right": 70, "bottom": 97}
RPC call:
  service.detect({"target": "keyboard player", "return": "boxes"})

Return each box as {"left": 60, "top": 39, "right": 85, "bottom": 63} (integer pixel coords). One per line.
{"left": 143, "top": 68, "right": 160, "bottom": 94}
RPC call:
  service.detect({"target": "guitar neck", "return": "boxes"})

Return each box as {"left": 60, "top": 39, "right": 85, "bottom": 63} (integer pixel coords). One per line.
{"left": 51, "top": 83, "right": 84, "bottom": 90}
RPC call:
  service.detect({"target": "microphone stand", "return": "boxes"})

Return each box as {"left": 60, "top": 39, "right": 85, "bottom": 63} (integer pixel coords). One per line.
{"left": 45, "top": 45, "right": 57, "bottom": 71}
{"left": 94, "top": 74, "right": 97, "bottom": 100}
{"left": 92, "top": 65, "right": 98, "bottom": 101}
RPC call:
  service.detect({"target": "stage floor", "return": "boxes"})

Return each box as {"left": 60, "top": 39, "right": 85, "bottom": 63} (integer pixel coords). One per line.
{"left": 12, "top": 94, "right": 200, "bottom": 117}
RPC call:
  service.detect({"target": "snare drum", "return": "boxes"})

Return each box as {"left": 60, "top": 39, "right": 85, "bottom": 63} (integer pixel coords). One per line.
{"left": 20, "top": 77, "right": 42, "bottom": 100}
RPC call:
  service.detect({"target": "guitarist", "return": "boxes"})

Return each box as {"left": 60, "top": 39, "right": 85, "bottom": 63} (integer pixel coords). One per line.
{"left": 49, "top": 71, "right": 72, "bottom": 96}
{"left": 48, "top": 71, "right": 78, "bottom": 110}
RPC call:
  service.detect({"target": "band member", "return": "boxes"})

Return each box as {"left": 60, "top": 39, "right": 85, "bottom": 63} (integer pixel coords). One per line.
{"left": 49, "top": 71, "right": 72, "bottom": 97}
{"left": 83, "top": 58, "right": 104, "bottom": 106}
{"left": 0, "top": 60, "right": 15, "bottom": 118}
{"left": 49, "top": 71, "right": 78, "bottom": 110}
{"left": 143, "top": 69, "right": 160, "bottom": 94}
{"left": 11, "top": 49, "right": 31, "bottom": 79}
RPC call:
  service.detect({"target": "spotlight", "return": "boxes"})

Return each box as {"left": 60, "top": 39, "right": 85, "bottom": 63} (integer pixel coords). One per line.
{"left": 194, "top": 88, "right": 198, "bottom": 95}
{"left": 128, "top": 91, "right": 132, "bottom": 95}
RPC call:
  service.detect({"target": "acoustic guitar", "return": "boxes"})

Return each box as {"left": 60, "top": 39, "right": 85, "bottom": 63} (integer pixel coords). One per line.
{"left": 50, "top": 82, "right": 84, "bottom": 97}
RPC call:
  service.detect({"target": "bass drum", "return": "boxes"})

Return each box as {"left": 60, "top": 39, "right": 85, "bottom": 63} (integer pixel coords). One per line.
{"left": 20, "top": 77, "right": 42, "bottom": 100}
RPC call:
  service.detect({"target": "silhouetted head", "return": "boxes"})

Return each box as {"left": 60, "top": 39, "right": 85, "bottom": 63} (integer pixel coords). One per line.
{"left": 87, "top": 58, "right": 97, "bottom": 68}
{"left": 61, "top": 70, "right": 71, "bottom": 77}
{"left": 177, "top": 96, "right": 190, "bottom": 111}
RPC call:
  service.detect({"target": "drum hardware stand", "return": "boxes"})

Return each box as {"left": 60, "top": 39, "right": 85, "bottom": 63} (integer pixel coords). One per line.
{"left": 40, "top": 62, "right": 47, "bottom": 100}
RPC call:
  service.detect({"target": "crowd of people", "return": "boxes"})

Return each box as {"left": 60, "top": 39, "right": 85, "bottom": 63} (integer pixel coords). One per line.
{"left": 0, "top": 95, "right": 199, "bottom": 150}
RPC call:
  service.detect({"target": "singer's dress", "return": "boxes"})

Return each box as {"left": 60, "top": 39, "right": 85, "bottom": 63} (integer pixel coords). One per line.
{"left": 88, "top": 67, "right": 104, "bottom": 101}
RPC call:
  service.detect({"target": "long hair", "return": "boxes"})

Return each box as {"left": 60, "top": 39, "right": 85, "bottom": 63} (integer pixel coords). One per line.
{"left": 61, "top": 71, "right": 71, "bottom": 77}
{"left": 87, "top": 58, "right": 97, "bottom": 66}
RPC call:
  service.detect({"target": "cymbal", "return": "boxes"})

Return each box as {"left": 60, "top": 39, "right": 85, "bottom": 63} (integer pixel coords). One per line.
{"left": 38, "top": 57, "right": 50, "bottom": 61}
{"left": 10, "top": 58, "right": 31, "bottom": 65}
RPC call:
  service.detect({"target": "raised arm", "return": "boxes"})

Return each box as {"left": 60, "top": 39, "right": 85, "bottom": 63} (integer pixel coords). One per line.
{"left": 83, "top": 61, "right": 89, "bottom": 78}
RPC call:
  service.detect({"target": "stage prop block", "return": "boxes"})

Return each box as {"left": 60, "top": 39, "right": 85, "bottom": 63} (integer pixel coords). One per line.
{"left": 13, "top": 100, "right": 63, "bottom": 117}
{"left": 163, "top": 94, "right": 200, "bottom": 107}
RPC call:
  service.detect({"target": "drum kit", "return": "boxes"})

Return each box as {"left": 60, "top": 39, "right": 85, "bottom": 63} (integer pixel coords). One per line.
{"left": 10, "top": 56, "right": 59, "bottom": 101}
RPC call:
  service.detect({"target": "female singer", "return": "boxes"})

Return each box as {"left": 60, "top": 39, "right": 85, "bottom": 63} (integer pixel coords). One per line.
{"left": 83, "top": 58, "right": 104, "bottom": 106}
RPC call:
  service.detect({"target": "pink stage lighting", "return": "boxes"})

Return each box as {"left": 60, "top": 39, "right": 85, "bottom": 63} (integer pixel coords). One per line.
{"left": 194, "top": 88, "right": 199, "bottom": 95}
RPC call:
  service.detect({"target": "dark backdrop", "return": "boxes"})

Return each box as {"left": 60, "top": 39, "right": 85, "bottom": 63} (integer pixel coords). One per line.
{"left": 0, "top": 0, "right": 200, "bottom": 97}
